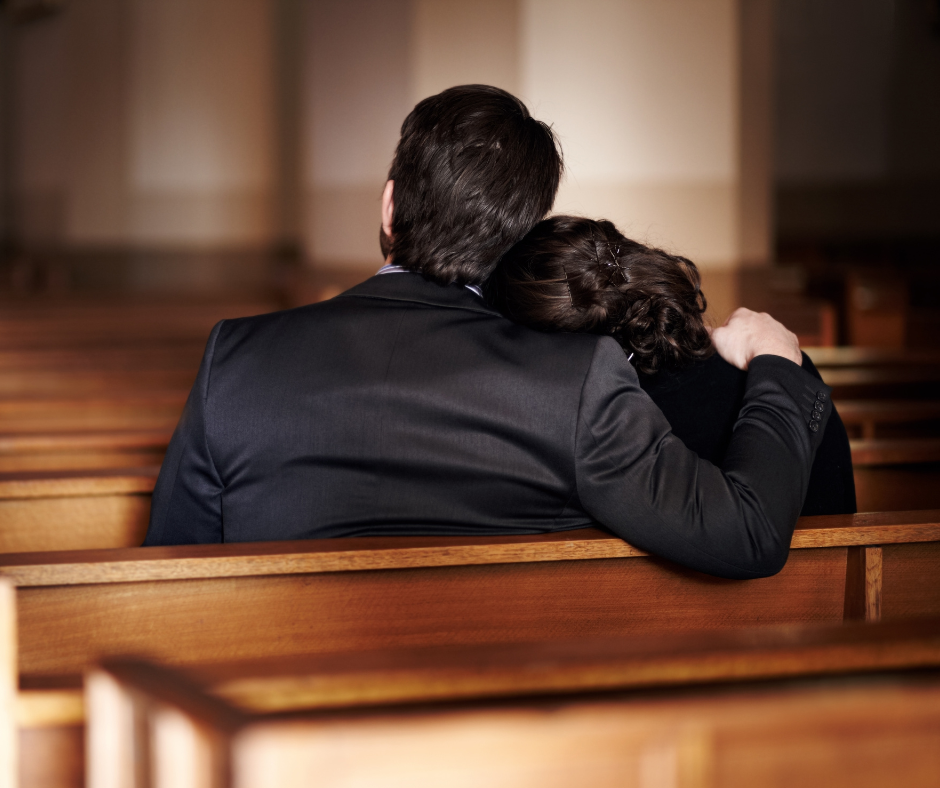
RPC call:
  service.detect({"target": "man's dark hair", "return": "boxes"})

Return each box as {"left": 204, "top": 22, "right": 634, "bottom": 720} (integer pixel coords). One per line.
{"left": 486, "top": 216, "right": 713, "bottom": 375}
{"left": 386, "top": 85, "right": 562, "bottom": 286}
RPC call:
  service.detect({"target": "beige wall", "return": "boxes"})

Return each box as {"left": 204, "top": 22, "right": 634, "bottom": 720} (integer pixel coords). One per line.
{"left": 411, "top": 0, "right": 520, "bottom": 101}
{"left": 10, "top": 0, "right": 278, "bottom": 250}
{"left": 301, "top": 0, "right": 411, "bottom": 266}
{"left": 8, "top": 0, "right": 774, "bottom": 290}
{"left": 301, "top": 0, "right": 521, "bottom": 268}
{"left": 128, "top": 0, "right": 276, "bottom": 247}
{"left": 521, "top": 0, "right": 769, "bottom": 274}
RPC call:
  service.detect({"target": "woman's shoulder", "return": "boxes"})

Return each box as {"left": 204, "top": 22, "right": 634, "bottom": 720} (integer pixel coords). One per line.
{"left": 638, "top": 351, "right": 745, "bottom": 397}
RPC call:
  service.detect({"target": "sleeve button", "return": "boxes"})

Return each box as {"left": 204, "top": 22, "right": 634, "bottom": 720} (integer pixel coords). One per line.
{"left": 809, "top": 421, "right": 820, "bottom": 432}
{"left": 816, "top": 391, "right": 828, "bottom": 401}
{"left": 814, "top": 400, "right": 825, "bottom": 412}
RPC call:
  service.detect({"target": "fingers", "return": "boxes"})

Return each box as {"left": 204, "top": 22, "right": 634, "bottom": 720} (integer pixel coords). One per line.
{"left": 711, "top": 308, "right": 801, "bottom": 370}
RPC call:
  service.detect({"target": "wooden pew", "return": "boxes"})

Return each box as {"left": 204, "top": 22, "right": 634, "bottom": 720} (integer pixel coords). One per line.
{"left": 852, "top": 439, "right": 940, "bottom": 512}
{"left": 0, "top": 300, "right": 275, "bottom": 351}
{"left": 87, "top": 631, "right": 940, "bottom": 788}
{"left": 3, "top": 514, "right": 938, "bottom": 788}
{"left": 0, "top": 393, "right": 185, "bottom": 434}
{"left": 16, "top": 616, "right": 940, "bottom": 788}
{"left": 0, "top": 468, "right": 157, "bottom": 553}
{"left": 837, "top": 400, "right": 940, "bottom": 440}
{"left": 0, "top": 511, "right": 937, "bottom": 681}
{"left": 138, "top": 617, "right": 940, "bottom": 712}
{"left": 0, "top": 431, "right": 170, "bottom": 472}
{"left": 805, "top": 347, "right": 940, "bottom": 400}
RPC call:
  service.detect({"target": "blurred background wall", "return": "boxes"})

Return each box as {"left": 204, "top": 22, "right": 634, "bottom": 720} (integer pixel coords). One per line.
{"left": 1, "top": 0, "right": 938, "bottom": 337}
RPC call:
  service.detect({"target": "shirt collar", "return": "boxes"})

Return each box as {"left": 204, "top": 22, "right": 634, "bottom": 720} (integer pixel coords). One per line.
{"left": 377, "top": 263, "right": 484, "bottom": 299}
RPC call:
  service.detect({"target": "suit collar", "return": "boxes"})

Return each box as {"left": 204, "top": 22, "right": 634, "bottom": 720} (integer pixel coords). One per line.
{"left": 338, "top": 271, "right": 502, "bottom": 317}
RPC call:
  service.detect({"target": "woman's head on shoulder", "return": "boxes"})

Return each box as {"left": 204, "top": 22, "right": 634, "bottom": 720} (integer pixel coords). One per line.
{"left": 486, "top": 215, "right": 712, "bottom": 375}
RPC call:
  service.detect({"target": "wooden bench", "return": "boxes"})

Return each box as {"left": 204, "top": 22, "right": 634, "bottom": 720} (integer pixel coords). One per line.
{"left": 16, "top": 614, "right": 940, "bottom": 788}
{"left": 837, "top": 400, "right": 940, "bottom": 440}
{"left": 0, "top": 393, "right": 186, "bottom": 434}
{"left": 0, "top": 431, "right": 170, "bottom": 473}
{"left": 0, "top": 511, "right": 936, "bottom": 682}
{"left": 86, "top": 629, "right": 940, "bottom": 788}
{"left": 805, "top": 347, "right": 940, "bottom": 400}
{"left": 0, "top": 299, "right": 275, "bottom": 350}
{"left": 852, "top": 439, "right": 940, "bottom": 512}
{"left": 0, "top": 468, "right": 157, "bottom": 553}
{"left": 0, "top": 509, "right": 936, "bottom": 788}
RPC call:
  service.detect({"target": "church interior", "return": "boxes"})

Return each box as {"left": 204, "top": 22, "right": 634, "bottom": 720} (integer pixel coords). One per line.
{"left": 0, "top": 0, "right": 940, "bottom": 786}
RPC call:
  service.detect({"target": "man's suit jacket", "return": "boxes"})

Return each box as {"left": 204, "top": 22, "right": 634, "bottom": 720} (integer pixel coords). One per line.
{"left": 144, "top": 273, "right": 832, "bottom": 579}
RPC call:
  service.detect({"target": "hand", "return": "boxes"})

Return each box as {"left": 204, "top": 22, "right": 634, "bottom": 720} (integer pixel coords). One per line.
{"left": 710, "top": 308, "right": 802, "bottom": 370}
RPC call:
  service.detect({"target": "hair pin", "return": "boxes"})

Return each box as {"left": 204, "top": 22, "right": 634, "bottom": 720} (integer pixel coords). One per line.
{"left": 563, "top": 268, "right": 575, "bottom": 306}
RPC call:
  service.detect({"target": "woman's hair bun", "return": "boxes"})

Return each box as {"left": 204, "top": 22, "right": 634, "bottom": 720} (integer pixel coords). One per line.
{"left": 486, "top": 215, "right": 712, "bottom": 375}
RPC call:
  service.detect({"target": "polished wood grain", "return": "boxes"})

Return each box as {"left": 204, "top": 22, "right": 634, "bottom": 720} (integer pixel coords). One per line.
{"left": 0, "top": 369, "right": 196, "bottom": 398}
{"left": 851, "top": 438, "right": 940, "bottom": 466}
{"left": 0, "top": 394, "right": 185, "bottom": 434}
{"left": 0, "top": 431, "right": 171, "bottom": 456}
{"left": 23, "top": 619, "right": 940, "bottom": 730}
{"left": 94, "top": 657, "right": 940, "bottom": 788}
{"left": 789, "top": 510, "right": 940, "bottom": 548}
{"left": 882, "top": 542, "right": 940, "bottom": 620}
{"left": 0, "top": 431, "right": 170, "bottom": 473}
{"left": 12, "top": 549, "right": 847, "bottom": 677}
{"left": 843, "top": 546, "right": 883, "bottom": 622}
{"left": 189, "top": 619, "right": 940, "bottom": 713}
{"left": 855, "top": 467, "right": 940, "bottom": 512}
{"left": 805, "top": 347, "right": 940, "bottom": 368}
{"left": 0, "top": 469, "right": 157, "bottom": 553}
{"left": 0, "top": 512, "right": 933, "bottom": 587}
{"left": 0, "top": 579, "right": 15, "bottom": 788}
{"left": 0, "top": 300, "right": 273, "bottom": 351}
{"left": 0, "top": 468, "right": 158, "bottom": 500}
{"left": 0, "top": 514, "right": 933, "bottom": 677}
{"left": 836, "top": 400, "right": 940, "bottom": 439}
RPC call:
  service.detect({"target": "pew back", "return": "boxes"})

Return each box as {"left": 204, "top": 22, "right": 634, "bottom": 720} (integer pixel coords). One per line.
{"left": 1, "top": 512, "right": 938, "bottom": 679}
{"left": 852, "top": 439, "right": 940, "bottom": 512}
{"left": 89, "top": 653, "right": 940, "bottom": 788}
{"left": 0, "top": 469, "right": 157, "bottom": 553}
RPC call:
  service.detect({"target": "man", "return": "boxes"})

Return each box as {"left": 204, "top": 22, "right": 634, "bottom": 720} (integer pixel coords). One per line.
{"left": 145, "top": 85, "right": 831, "bottom": 579}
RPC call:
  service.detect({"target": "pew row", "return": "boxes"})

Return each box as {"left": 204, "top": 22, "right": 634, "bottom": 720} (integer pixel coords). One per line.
{"left": 1, "top": 511, "right": 938, "bottom": 680}
{"left": 0, "top": 431, "right": 169, "bottom": 472}
{"left": 0, "top": 393, "right": 185, "bottom": 434}
{"left": 0, "top": 300, "right": 275, "bottom": 351}
{"left": 804, "top": 347, "right": 940, "bottom": 400}
{"left": 89, "top": 637, "right": 940, "bottom": 788}
{"left": 136, "top": 617, "right": 940, "bottom": 712}
{"left": 837, "top": 400, "right": 940, "bottom": 440}
{"left": 0, "top": 468, "right": 157, "bottom": 553}
{"left": 852, "top": 439, "right": 940, "bottom": 512}
{"left": 16, "top": 618, "right": 940, "bottom": 788}
{"left": 4, "top": 514, "right": 940, "bottom": 788}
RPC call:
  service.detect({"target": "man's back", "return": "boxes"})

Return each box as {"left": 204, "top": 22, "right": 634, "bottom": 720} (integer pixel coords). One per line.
{"left": 147, "top": 273, "right": 607, "bottom": 543}
{"left": 146, "top": 272, "right": 832, "bottom": 580}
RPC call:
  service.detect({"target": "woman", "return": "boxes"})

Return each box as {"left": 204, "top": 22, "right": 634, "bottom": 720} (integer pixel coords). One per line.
{"left": 486, "top": 215, "right": 855, "bottom": 515}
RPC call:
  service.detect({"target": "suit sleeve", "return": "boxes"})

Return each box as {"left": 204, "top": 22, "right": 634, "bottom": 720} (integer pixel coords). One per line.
{"left": 575, "top": 338, "right": 831, "bottom": 579}
{"left": 143, "top": 321, "right": 225, "bottom": 545}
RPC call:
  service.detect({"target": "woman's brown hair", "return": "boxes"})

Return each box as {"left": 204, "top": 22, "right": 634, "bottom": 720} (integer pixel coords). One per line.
{"left": 486, "top": 216, "right": 712, "bottom": 375}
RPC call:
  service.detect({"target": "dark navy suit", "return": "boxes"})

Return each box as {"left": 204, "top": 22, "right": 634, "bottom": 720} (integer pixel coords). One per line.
{"left": 145, "top": 273, "right": 832, "bottom": 579}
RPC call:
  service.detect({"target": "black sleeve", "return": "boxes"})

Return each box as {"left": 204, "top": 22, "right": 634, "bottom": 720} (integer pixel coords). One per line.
{"left": 799, "top": 353, "right": 857, "bottom": 515}
{"left": 575, "top": 338, "right": 831, "bottom": 579}
{"left": 143, "top": 322, "right": 225, "bottom": 545}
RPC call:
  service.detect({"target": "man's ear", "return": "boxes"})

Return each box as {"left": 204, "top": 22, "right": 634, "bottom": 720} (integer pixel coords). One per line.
{"left": 381, "top": 180, "right": 394, "bottom": 238}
